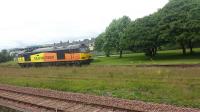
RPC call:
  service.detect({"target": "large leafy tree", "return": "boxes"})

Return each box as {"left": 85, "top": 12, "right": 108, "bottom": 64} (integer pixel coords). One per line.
{"left": 94, "top": 32, "right": 114, "bottom": 57}
{"left": 127, "top": 0, "right": 200, "bottom": 56}
{"left": 95, "top": 16, "right": 131, "bottom": 57}
{"left": 126, "top": 14, "right": 165, "bottom": 58}
{"left": 0, "top": 50, "right": 12, "bottom": 63}
{"left": 104, "top": 16, "right": 131, "bottom": 58}
{"left": 94, "top": 33, "right": 105, "bottom": 52}
{"left": 158, "top": 0, "right": 200, "bottom": 54}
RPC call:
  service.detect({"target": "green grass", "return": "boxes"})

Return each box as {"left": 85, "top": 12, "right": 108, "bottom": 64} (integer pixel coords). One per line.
{"left": 92, "top": 48, "right": 200, "bottom": 65}
{"left": 0, "top": 66, "right": 199, "bottom": 108}
{"left": 0, "top": 61, "right": 19, "bottom": 67}
{"left": 0, "top": 49, "right": 199, "bottom": 108}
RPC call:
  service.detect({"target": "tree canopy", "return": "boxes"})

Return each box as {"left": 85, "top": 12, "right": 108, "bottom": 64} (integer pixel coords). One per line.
{"left": 95, "top": 16, "right": 131, "bottom": 57}
{"left": 95, "top": 0, "right": 200, "bottom": 58}
{"left": 0, "top": 50, "right": 12, "bottom": 63}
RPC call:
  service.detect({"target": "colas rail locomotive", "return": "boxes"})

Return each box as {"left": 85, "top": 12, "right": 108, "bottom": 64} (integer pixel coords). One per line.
{"left": 17, "top": 44, "right": 92, "bottom": 67}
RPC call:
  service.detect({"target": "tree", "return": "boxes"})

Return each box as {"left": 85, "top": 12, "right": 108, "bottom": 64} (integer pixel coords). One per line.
{"left": 187, "top": 7, "right": 200, "bottom": 54}
{"left": 0, "top": 49, "right": 12, "bottom": 63}
{"left": 95, "top": 0, "right": 200, "bottom": 57}
{"left": 104, "top": 16, "right": 131, "bottom": 58}
{"left": 117, "top": 16, "right": 131, "bottom": 58}
{"left": 158, "top": 0, "right": 200, "bottom": 55}
{"left": 94, "top": 33, "right": 105, "bottom": 52}
{"left": 126, "top": 14, "right": 165, "bottom": 58}
{"left": 103, "top": 32, "right": 115, "bottom": 57}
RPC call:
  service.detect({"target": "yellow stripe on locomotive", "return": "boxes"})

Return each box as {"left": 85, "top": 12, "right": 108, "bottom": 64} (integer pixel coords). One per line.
{"left": 31, "top": 53, "right": 57, "bottom": 63}
{"left": 31, "top": 53, "right": 45, "bottom": 62}
{"left": 17, "top": 57, "right": 25, "bottom": 63}
{"left": 80, "top": 53, "right": 91, "bottom": 60}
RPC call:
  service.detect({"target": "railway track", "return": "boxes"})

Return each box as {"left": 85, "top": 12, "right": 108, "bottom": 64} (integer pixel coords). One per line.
{"left": 0, "top": 84, "right": 199, "bottom": 112}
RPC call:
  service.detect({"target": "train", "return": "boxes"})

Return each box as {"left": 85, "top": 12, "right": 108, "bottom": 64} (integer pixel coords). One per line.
{"left": 17, "top": 44, "right": 93, "bottom": 67}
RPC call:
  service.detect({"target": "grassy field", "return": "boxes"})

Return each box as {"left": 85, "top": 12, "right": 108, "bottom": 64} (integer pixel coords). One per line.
{"left": 0, "top": 66, "right": 199, "bottom": 108}
{"left": 93, "top": 48, "right": 200, "bottom": 65}
{"left": 0, "top": 49, "right": 199, "bottom": 108}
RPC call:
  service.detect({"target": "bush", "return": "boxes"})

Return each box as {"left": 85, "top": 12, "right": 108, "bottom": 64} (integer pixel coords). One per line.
{"left": 0, "top": 50, "right": 13, "bottom": 63}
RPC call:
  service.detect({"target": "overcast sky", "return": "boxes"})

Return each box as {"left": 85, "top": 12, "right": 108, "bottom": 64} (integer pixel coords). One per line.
{"left": 0, "top": 0, "right": 169, "bottom": 49}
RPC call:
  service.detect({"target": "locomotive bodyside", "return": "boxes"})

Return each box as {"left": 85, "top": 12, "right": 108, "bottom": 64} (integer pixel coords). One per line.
{"left": 31, "top": 53, "right": 57, "bottom": 62}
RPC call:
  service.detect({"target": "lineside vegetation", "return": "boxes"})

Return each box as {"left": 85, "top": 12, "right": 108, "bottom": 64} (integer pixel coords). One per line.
{"left": 0, "top": 66, "right": 199, "bottom": 108}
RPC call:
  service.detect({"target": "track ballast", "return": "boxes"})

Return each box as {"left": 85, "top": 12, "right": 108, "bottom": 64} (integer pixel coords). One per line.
{"left": 0, "top": 84, "right": 199, "bottom": 112}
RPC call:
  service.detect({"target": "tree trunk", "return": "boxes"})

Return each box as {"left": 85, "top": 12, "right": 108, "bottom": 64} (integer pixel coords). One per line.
{"left": 150, "top": 48, "right": 154, "bottom": 60}
{"left": 190, "top": 47, "right": 193, "bottom": 54}
{"left": 105, "top": 51, "right": 110, "bottom": 57}
{"left": 106, "top": 53, "right": 110, "bottom": 57}
{"left": 155, "top": 47, "right": 157, "bottom": 55}
{"left": 153, "top": 47, "right": 157, "bottom": 56}
{"left": 150, "top": 48, "right": 154, "bottom": 58}
{"left": 189, "top": 40, "right": 193, "bottom": 54}
{"left": 181, "top": 43, "right": 186, "bottom": 55}
{"left": 119, "top": 50, "right": 123, "bottom": 58}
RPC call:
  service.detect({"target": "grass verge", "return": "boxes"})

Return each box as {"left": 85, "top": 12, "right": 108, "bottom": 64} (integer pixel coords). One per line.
{"left": 92, "top": 48, "right": 200, "bottom": 65}
{"left": 0, "top": 66, "right": 199, "bottom": 108}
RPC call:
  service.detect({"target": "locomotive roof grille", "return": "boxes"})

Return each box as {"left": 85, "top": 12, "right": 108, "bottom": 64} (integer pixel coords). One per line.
{"left": 31, "top": 44, "right": 87, "bottom": 53}
{"left": 32, "top": 47, "right": 55, "bottom": 53}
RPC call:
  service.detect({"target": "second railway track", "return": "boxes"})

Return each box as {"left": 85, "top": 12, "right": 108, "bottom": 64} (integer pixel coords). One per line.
{"left": 0, "top": 89, "right": 127, "bottom": 112}
{"left": 0, "top": 84, "right": 199, "bottom": 112}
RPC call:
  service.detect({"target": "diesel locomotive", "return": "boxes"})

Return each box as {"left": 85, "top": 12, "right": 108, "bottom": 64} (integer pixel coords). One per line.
{"left": 17, "top": 44, "right": 92, "bottom": 67}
